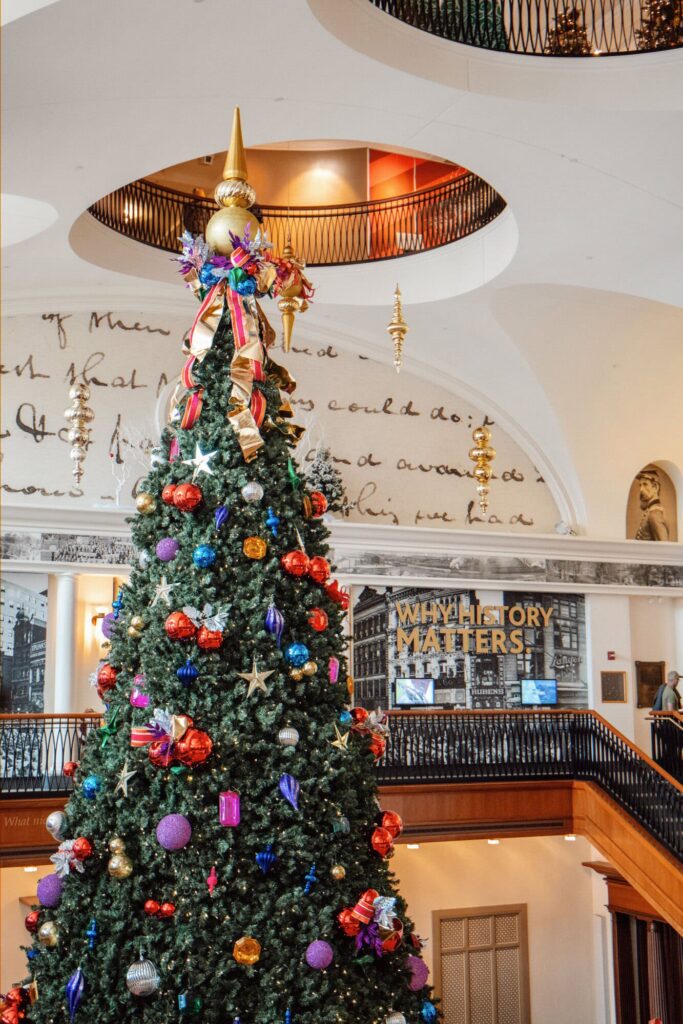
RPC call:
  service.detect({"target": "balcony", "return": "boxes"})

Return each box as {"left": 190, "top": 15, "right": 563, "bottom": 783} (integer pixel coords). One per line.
{"left": 87, "top": 172, "right": 506, "bottom": 268}
{"left": 368, "top": 0, "right": 683, "bottom": 56}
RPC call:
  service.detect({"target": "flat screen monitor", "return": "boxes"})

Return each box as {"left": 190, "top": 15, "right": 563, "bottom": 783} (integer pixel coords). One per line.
{"left": 520, "top": 679, "right": 557, "bottom": 706}
{"left": 394, "top": 678, "right": 435, "bottom": 707}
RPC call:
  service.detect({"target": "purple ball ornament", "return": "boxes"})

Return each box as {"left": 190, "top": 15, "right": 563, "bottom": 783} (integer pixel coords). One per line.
{"left": 156, "top": 814, "right": 192, "bottom": 851}
{"left": 37, "top": 873, "right": 64, "bottom": 908}
{"left": 101, "top": 612, "right": 117, "bottom": 640}
{"left": 156, "top": 537, "right": 180, "bottom": 562}
{"left": 406, "top": 954, "right": 430, "bottom": 991}
{"left": 265, "top": 604, "right": 285, "bottom": 647}
{"left": 305, "top": 940, "right": 334, "bottom": 970}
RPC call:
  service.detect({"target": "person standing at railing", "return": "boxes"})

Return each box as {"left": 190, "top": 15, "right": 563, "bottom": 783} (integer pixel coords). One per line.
{"left": 660, "top": 671, "right": 681, "bottom": 711}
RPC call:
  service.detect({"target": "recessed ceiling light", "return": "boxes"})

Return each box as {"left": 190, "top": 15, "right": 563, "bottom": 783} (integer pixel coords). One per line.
{"left": 407, "top": 843, "right": 420, "bottom": 850}
{"left": 564, "top": 834, "right": 577, "bottom": 841}
{"left": 23, "top": 866, "right": 38, "bottom": 872}
{"left": 487, "top": 839, "right": 500, "bottom": 845}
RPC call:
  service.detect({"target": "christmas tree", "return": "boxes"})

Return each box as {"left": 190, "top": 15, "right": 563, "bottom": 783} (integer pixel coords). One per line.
{"left": 636, "top": 0, "right": 683, "bottom": 51}
{"left": 19, "top": 111, "right": 433, "bottom": 1024}
{"left": 305, "top": 448, "right": 352, "bottom": 516}
{"left": 543, "top": 5, "right": 591, "bottom": 54}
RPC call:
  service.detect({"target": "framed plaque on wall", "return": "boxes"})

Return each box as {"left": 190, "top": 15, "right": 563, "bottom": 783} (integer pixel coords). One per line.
{"left": 600, "top": 671, "right": 627, "bottom": 703}
{"left": 635, "top": 660, "right": 665, "bottom": 709}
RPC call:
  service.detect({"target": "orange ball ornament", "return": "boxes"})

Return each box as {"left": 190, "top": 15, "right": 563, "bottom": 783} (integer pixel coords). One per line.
{"left": 174, "top": 728, "right": 213, "bottom": 766}
{"left": 243, "top": 536, "right": 267, "bottom": 560}
{"left": 173, "top": 483, "right": 203, "bottom": 511}
{"left": 233, "top": 936, "right": 261, "bottom": 965}
{"left": 197, "top": 625, "right": 223, "bottom": 650}
{"left": 381, "top": 811, "right": 404, "bottom": 839}
{"left": 281, "top": 550, "right": 310, "bottom": 577}
{"left": 307, "top": 607, "right": 329, "bottom": 632}
{"left": 308, "top": 556, "right": 331, "bottom": 584}
{"left": 164, "top": 611, "right": 197, "bottom": 641}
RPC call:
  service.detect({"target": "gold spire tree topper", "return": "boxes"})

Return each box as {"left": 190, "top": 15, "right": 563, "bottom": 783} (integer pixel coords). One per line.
{"left": 468, "top": 425, "right": 496, "bottom": 514}
{"left": 386, "top": 285, "right": 408, "bottom": 373}
{"left": 205, "top": 107, "right": 260, "bottom": 256}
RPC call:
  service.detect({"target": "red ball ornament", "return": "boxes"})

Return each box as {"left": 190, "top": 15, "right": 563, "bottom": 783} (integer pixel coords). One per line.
{"left": 371, "top": 826, "right": 394, "bottom": 858}
{"left": 96, "top": 663, "right": 118, "bottom": 698}
{"left": 161, "top": 483, "right": 177, "bottom": 505}
{"left": 381, "top": 811, "right": 404, "bottom": 839}
{"left": 63, "top": 761, "right": 79, "bottom": 778}
{"left": 307, "top": 607, "right": 329, "bottom": 632}
{"left": 351, "top": 707, "right": 369, "bottom": 726}
{"left": 197, "top": 625, "right": 224, "bottom": 651}
{"left": 164, "top": 611, "right": 197, "bottom": 641}
{"left": 337, "top": 908, "right": 361, "bottom": 936}
{"left": 380, "top": 917, "right": 404, "bottom": 953}
{"left": 173, "top": 482, "right": 203, "bottom": 511}
{"left": 144, "top": 900, "right": 161, "bottom": 917}
{"left": 309, "top": 491, "right": 328, "bottom": 518}
{"left": 158, "top": 901, "right": 176, "bottom": 918}
{"left": 72, "top": 837, "right": 93, "bottom": 861}
{"left": 281, "top": 550, "right": 310, "bottom": 577}
{"left": 148, "top": 741, "right": 175, "bottom": 769}
{"left": 174, "top": 728, "right": 213, "bottom": 766}
{"left": 308, "top": 556, "right": 331, "bottom": 584}
{"left": 1, "top": 1006, "right": 19, "bottom": 1024}
{"left": 368, "top": 732, "right": 386, "bottom": 760}
{"left": 4, "top": 991, "right": 27, "bottom": 1010}
{"left": 24, "top": 910, "right": 40, "bottom": 934}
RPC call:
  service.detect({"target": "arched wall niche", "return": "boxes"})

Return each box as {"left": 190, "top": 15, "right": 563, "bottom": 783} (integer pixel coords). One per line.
{"left": 626, "top": 462, "right": 680, "bottom": 542}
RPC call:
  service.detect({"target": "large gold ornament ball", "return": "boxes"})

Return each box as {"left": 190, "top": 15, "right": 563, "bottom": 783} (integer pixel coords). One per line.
{"left": 130, "top": 616, "right": 145, "bottom": 630}
{"left": 302, "top": 661, "right": 317, "bottom": 677}
{"left": 108, "top": 853, "right": 134, "bottom": 879}
{"left": 38, "top": 921, "right": 59, "bottom": 947}
{"left": 233, "top": 936, "right": 261, "bottom": 965}
{"left": 330, "top": 864, "right": 346, "bottom": 881}
{"left": 136, "top": 493, "right": 156, "bottom": 515}
{"left": 127, "top": 627, "right": 142, "bottom": 639}
{"left": 472, "top": 426, "right": 491, "bottom": 446}
{"left": 109, "top": 836, "right": 126, "bottom": 854}
{"left": 243, "top": 536, "right": 267, "bottom": 560}
{"left": 205, "top": 206, "right": 260, "bottom": 256}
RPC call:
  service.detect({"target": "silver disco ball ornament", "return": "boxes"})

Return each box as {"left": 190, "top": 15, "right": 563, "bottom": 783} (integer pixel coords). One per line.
{"left": 45, "top": 810, "right": 68, "bottom": 840}
{"left": 125, "top": 955, "right": 160, "bottom": 997}
{"left": 241, "top": 481, "right": 264, "bottom": 504}
{"left": 138, "top": 549, "right": 151, "bottom": 569}
{"left": 386, "top": 1014, "right": 407, "bottom": 1024}
{"left": 277, "top": 727, "right": 299, "bottom": 747}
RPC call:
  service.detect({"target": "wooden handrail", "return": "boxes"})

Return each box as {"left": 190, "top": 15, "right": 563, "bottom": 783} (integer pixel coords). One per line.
{"left": 0, "top": 713, "right": 102, "bottom": 722}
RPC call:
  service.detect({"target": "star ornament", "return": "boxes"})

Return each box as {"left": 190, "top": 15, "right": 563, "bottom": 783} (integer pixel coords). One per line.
{"left": 150, "top": 575, "right": 177, "bottom": 608}
{"left": 331, "top": 724, "right": 350, "bottom": 752}
{"left": 237, "top": 659, "right": 274, "bottom": 698}
{"left": 183, "top": 443, "right": 217, "bottom": 481}
{"left": 114, "top": 759, "right": 138, "bottom": 798}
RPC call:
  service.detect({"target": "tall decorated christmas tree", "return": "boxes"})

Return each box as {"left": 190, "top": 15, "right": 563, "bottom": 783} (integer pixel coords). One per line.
{"left": 17, "top": 111, "right": 434, "bottom": 1024}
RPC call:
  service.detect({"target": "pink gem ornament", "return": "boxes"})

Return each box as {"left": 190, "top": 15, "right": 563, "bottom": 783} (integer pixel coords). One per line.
{"left": 328, "top": 657, "right": 340, "bottom": 684}
{"left": 130, "top": 673, "right": 149, "bottom": 709}
{"left": 219, "top": 790, "right": 240, "bottom": 826}
{"left": 207, "top": 866, "right": 218, "bottom": 896}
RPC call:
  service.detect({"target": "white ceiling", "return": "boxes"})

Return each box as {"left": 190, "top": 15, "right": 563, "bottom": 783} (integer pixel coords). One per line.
{"left": 2, "top": 0, "right": 683, "bottom": 540}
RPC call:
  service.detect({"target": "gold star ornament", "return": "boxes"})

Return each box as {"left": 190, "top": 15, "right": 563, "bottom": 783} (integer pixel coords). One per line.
{"left": 331, "top": 724, "right": 350, "bottom": 752}
{"left": 237, "top": 659, "right": 274, "bottom": 698}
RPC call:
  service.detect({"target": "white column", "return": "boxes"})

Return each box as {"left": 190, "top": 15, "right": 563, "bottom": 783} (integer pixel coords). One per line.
{"left": 53, "top": 572, "right": 76, "bottom": 712}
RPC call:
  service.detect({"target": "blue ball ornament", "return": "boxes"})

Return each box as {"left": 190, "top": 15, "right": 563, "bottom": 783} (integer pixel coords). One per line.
{"left": 421, "top": 1001, "right": 438, "bottom": 1023}
{"left": 82, "top": 774, "right": 102, "bottom": 799}
{"left": 193, "top": 544, "right": 217, "bottom": 569}
{"left": 285, "top": 643, "right": 310, "bottom": 668}
{"left": 339, "top": 710, "right": 352, "bottom": 727}
{"left": 177, "top": 658, "right": 199, "bottom": 688}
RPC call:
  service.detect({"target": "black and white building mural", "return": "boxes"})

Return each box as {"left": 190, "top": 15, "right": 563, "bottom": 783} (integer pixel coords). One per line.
{"left": 1, "top": 572, "right": 48, "bottom": 712}
{"left": 352, "top": 585, "right": 587, "bottom": 711}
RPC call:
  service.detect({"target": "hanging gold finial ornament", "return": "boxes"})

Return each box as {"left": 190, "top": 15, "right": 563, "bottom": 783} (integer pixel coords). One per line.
{"left": 468, "top": 425, "right": 496, "bottom": 514}
{"left": 277, "top": 237, "right": 309, "bottom": 352}
{"left": 64, "top": 384, "right": 94, "bottom": 485}
{"left": 386, "top": 285, "right": 408, "bottom": 373}
{"left": 205, "top": 107, "right": 260, "bottom": 256}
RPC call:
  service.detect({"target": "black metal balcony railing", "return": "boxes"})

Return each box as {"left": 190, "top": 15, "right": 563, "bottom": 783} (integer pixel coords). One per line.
{"left": 88, "top": 174, "right": 507, "bottom": 267}
{"left": 0, "top": 714, "right": 100, "bottom": 795}
{"left": 369, "top": 0, "right": 683, "bottom": 56}
{"left": 377, "top": 711, "right": 683, "bottom": 860}
{"left": 2, "top": 711, "right": 680, "bottom": 861}
{"left": 650, "top": 711, "right": 683, "bottom": 783}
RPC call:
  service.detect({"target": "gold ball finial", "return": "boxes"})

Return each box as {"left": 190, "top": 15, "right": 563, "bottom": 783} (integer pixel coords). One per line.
{"left": 468, "top": 425, "right": 496, "bottom": 514}
{"left": 386, "top": 284, "right": 409, "bottom": 373}
{"left": 206, "top": 106, "right": 259, "bottom": 255}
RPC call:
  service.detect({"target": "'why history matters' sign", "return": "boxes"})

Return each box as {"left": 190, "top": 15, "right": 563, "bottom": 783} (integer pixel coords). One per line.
{"left": 352, "top": 586, "right": 587, "bottom": 711}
